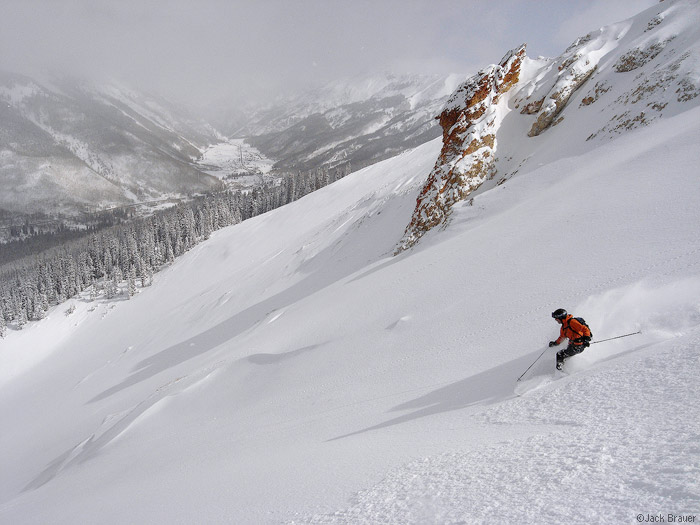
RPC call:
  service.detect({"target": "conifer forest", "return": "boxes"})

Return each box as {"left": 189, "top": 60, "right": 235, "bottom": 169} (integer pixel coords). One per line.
{"left": 0, "top": 164, "right": 351, "bottom": 337}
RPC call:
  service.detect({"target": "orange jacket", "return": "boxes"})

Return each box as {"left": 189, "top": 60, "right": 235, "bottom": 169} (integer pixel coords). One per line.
{"left": 556, "top": 315, "right": 591, "bottom": 345}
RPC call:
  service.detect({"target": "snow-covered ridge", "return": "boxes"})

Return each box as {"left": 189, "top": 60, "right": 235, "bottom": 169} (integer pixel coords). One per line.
{"left": 238, "top": 73, "right": 462, "bottom": 135}
{"left": 223, "top": 72, "right": 464, "bottom": 173}
{"left": 399, "top": 0, "right": 700, "bottom": 251}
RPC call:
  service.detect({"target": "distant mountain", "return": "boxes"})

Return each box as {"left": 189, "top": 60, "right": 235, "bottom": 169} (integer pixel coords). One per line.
{"left": 1, "top": 71, "right": 463, "bottom": 223}
{"left": 216, "top": 73, "right": 465, "bottom": 172}
{"left": 0, "top": 73, "right": 222, "bottom": 217}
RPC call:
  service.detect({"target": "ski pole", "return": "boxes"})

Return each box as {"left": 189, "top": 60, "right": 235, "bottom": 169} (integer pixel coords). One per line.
{"left": 516, "top": 347, "right": 550, "bottom": 382}
{"left": 591, "top": 331, "right": 642, "bottom": 345}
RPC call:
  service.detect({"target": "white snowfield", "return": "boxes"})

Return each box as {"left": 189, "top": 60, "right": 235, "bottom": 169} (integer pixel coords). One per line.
{"left": 198, "top": 138, "right": 274, "bottom": 180}
{"left": 2, "top": 2, "right": 700, "bottom": 524}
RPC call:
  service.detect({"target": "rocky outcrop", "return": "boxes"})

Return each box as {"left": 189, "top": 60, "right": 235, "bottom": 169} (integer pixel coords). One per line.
{"left": 527, "top": 52, "right": 597, "bottom": 137}
{"left": 396, "top": 45, "right": 526, "bottom": 253}
{"left": 614, "top": 38, "right": 674, "bottom": 72}
{"left": 395, "top": 0, "right": 700, "bottom": 254}
{"left": 396, "top": 37, "right": 602, "bottom": 253}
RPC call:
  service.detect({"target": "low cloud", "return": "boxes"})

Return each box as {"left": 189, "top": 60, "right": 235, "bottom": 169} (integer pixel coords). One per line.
{"left": 0, "top": 0, "right": 655, "bottom": 108}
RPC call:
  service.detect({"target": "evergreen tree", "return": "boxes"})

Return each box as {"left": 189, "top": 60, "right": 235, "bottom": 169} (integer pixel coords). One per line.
{"left": 0, "top": 305, "right": 6, "bottom": 338}
{"left": 16, "top": 303, "right": 28, "bottom": 330}
{"left": 89, "top": 278, "right": 97, "bottom": 301}
{"left": 34, "top": 293, "right": 49, "bottom": 320}
{"left": 0, "top": 166, "right": 352, "bottom": 330}
{"left": 141, "top": 265, "right": 153, "bottom": 288}
{"left": 127, "top": 267, "right": 137, "bottom": 299}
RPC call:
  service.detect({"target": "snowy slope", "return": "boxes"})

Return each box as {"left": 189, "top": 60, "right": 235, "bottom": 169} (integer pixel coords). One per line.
{"left": 2, "top": 2, "right": 700, "bottom": 524}
{"left": 1, "top": 106, "right": 698, "bottom": 524}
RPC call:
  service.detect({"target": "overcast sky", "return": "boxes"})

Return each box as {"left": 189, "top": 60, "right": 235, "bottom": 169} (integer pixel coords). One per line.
{"left": 0, "top": 0, "right": 656, "bottom": 107}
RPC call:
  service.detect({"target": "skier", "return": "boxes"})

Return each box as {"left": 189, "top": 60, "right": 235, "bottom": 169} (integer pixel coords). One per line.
{"left": 549, "top": 308, "right": 592, "bottom": 370}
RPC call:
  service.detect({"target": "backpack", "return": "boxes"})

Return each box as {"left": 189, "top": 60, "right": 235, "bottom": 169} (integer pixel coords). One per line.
{"left": 572, "top": 317, "right": 593, "bottom": 339}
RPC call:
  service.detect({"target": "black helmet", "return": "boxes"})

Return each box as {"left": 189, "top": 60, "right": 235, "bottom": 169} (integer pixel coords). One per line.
{"left": 552, "top": 308, "right": 568, "bottom": 320}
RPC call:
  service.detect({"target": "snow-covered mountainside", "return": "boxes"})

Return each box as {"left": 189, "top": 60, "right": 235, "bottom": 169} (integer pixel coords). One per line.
{"left": 399, "top": 0, "right": 700, "bottom": 251}
{"left": 220, "top": 72, "right": 464, "bottom": 172}
{"left": 1, "top": 1, "right": 700, "bottom": 523}
{"left": 0, "top": 73, "right": 222, "bottom": 216}
{"left": 0, "top": 71, "right": 460, "bottom": 222}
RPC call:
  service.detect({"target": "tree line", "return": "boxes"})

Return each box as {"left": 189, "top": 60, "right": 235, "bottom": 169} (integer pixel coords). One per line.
{"left": 0, "top": 207, "right": 140, "bottom": 267}
{"left": 0, "top": 163, "right": 351, "bottom": 337}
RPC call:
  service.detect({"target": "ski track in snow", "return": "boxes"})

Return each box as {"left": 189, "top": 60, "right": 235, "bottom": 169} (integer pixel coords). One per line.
{"left": 296, "top": 335, "right": 700, "bottom": 524}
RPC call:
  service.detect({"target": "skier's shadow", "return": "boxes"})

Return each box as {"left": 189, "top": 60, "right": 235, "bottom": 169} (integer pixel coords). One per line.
{"left": 328, "top": 352, "right": 544, "bottom": 441}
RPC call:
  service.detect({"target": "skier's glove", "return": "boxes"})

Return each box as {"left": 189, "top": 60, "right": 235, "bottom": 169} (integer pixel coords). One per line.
{"left": 549, "top": 341, "right": 559, "bottom": 347}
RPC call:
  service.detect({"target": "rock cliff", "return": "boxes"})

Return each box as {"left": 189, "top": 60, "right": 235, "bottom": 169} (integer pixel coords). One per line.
{"left": 396, "top": 45, "right": 526, "bottom": 252}
{"left": 397, "top": 0, "right": 700, "bottom": 254}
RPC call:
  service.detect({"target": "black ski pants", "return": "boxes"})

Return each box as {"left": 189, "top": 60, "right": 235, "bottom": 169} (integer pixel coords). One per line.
{"left": 556, "top": 343, "right": 586, "bottom": 365}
